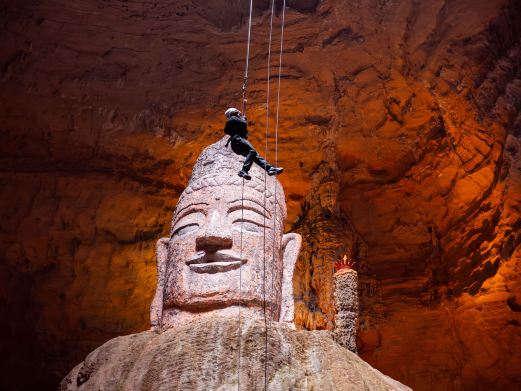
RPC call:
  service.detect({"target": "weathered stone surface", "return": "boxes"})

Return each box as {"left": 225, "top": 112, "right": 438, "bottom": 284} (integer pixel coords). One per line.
{"left": 333, "top": 270, "right": 359, "bottom": 353}
{"left": 292, "top": 162, "right": 368, "bottom": 331}
{"left": 60, "top": 317, "right": 410, "bottom": 391}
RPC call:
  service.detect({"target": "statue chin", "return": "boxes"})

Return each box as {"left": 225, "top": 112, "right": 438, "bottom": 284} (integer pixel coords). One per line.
{"left": 164, "top": 286, "right": 280, "bottom": 314}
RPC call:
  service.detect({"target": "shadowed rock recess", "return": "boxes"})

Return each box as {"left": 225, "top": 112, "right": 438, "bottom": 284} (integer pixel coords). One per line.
{"left": 1, "top": 0, "right": 521, "bottom": 390}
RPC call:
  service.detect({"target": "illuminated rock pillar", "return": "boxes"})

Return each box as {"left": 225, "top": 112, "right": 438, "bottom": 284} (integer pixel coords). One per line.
{"left": 333, "top": 269, "right": 359, "bottom": 353}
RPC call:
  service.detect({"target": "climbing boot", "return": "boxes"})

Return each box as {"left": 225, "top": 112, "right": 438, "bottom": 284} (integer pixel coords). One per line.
{"left": 267, "top": 167, "right": 284, "bottom": 176}
{"left": 238, "top": 170, "right": 252, "bottom": 180}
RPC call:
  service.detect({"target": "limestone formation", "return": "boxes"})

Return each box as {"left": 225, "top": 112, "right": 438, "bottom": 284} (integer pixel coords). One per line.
{"left": 292, "top": 162, "right": 368, "bottom": 331}
{"left": 333, "top": 269, "right": 359, "bottom": 353}
{"left": 60, "top": 317, "right": 411, "bottom": 391}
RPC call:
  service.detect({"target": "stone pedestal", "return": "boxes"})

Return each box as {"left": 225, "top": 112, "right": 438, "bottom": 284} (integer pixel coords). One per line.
{"left": 333, "top": 269, "right": 359, "bottom": 353}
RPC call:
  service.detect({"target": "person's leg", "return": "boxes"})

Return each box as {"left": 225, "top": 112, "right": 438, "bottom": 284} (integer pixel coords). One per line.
{"left": 242, "top": 149, "right": 257, "bottom": 173}
{"left": 235, "top": 138, "right": 271, "bottom": 172}
{"left": 233, "top": 138, "right": 262, "bottom": 172}
{"left": 253, "top": 153, "right": 272, "bottom": 172}
{"left": 248, "top": 151, "right": 284, "bottom": 176}
{"left": 232, "top": 137, "right": 283, "bottom": 178}
{"left": 231, "top": 137, "right": 253, "bottom": 157}
{"left": 231, "top": 138, "right": 255, "bottom": 179}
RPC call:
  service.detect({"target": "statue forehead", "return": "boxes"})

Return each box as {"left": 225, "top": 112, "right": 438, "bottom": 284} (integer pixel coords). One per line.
{"left": 181, "top": 186, "right": 263, "bottom": 204}
{"left": 175, "top": 179, "right": 282, "bottom": 218}
{"left": 178, "top": 174, "right": 284, "bottom": 210}
{"left": 175, "top": 137, "right": 287, "bottom": 219}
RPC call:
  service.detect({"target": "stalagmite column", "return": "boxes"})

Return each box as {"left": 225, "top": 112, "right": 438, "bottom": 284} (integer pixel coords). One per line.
{"left": 333, "top": 269, "right": 359, "bottom": 353}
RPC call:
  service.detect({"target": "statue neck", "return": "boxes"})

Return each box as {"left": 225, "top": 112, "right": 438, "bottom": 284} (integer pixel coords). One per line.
{"left": 159, "top": 306, "right": 276, "bottom": 331}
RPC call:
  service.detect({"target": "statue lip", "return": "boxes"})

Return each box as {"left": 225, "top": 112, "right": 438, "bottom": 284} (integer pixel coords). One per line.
{"left": 186, "top": 251, "right": 247, "bottom": 274}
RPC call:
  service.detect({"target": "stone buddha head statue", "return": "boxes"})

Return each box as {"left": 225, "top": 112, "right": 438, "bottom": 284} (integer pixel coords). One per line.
{"left": 150, "top": 137, "right": 302, "bottom": 330}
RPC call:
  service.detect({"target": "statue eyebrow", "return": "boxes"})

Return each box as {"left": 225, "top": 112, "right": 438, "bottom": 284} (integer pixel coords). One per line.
{"left": 173, "top": 202, "right": 209, "bottom": 222}
{"left": 229, "top": 198, "right": 272, "bottom": 219}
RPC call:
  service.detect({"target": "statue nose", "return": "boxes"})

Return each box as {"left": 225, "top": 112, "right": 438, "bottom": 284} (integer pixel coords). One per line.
{"left": 196, "top": 210, "right": 233, "bottom": 252}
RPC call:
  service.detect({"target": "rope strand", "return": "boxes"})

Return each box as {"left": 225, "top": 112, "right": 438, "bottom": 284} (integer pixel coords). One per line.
{"left": 238, "top": 0, "right": 254, "bottom": 388}
{"left": 268, "top": 1, "right": 286, "bottom": 387}
{"left": 237, "top": 178, "right": 245, "bottom": 391}
{"left": 237, "top": 1, "right": 287, "bottom": 389}
{"left": 242, "top": 0, "right": 254, "bottom": 114}
{"left": 262, "top": 0, "right": 277, "bottom": 389}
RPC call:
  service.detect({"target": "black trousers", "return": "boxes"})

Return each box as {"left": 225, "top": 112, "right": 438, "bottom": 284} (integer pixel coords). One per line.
{"left": 230, "top": 136, "right": 272, "bottom": 173}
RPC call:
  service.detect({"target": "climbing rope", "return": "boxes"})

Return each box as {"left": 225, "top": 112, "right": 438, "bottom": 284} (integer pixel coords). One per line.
{"left": 237, "top": 1, "right": 254, "bottom": 390}
{"left": 267, "top": 0, "right": 286, "bottom": 389}
{"left": 237, "top": 177, "right": 245, "bottom": 391}
{"left": 237, "top": 0, "right": 287, "bottom": 389}
{"left": 262, "top": 0, "right": 277, "bottom": 389}
{"left": 242, "top": 0, "right": 254, "bottom": 115}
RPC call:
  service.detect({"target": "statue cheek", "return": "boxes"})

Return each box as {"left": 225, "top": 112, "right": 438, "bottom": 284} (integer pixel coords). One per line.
{"left": 164, "top": 242, "right": 193, "bottom": 294}
{"left": 240, "top": 232, "right": 280, "bottom": 267}
{"left": 169, "top": 236, "right": 198, "bottom": 260}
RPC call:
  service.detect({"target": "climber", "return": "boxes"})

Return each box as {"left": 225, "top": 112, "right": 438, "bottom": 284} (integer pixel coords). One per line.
{"left": 223, "top": 107, "right": 284, "bottom": 180}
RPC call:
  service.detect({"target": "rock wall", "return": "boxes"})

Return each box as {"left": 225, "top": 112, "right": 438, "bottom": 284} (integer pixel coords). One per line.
{"left": 1, "top": 0, "right": 521, "bottom": 390}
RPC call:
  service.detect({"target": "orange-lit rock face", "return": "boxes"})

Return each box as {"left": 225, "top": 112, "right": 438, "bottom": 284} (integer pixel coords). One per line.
{"left": 1, "top": 0, "right": 521, "bottom": 390}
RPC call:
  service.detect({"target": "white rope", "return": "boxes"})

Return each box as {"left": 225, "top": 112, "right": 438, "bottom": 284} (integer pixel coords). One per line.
{"left": 237, "top": 178, "right": 245, "bottom": 391}
{"left": 236, "top": 1, "right": 287, "bottom": 389}
{"left": 267, "top": 0, "right": 286, "bottom": 388}
{"left": 242, "top": 0, "right": 254, "bottom": 114}
{"left": 262, "top": 0, "right": 277, "bottom": 389}
{"left": 238, "top": 0, "right": 254, "bottom": 388}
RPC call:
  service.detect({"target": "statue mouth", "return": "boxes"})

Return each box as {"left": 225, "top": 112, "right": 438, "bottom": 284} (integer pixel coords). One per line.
{"left": 186, "top": 251, "right": 247, "bottom": 274}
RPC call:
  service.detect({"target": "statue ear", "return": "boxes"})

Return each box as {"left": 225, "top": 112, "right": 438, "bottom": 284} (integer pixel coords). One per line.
{"left": 280, "top": 233, "right": 302, "bottom": 327}
{"left": 150, "top": 237, "right": 169, "bottom": 331}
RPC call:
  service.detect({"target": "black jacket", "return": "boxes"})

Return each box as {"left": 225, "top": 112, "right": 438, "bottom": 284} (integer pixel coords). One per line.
{"left": 224, "top": 115, "right": 248, "bottom": 139}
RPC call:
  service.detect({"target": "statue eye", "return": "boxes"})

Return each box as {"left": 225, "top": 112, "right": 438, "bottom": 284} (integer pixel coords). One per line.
{"left": 173, "top": 223, "right": 199, "bottom": 237}
{"left": 172, "top": 211, "right": 204, "bottom": 237}
{"left": 232, "top": 219, "right": 262, "bottom": 233}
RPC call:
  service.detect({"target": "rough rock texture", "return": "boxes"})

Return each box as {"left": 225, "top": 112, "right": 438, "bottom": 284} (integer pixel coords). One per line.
{"left": 292, "top": 162, "right": 368, "bottom": 331}
{"left": 60, "top": 317, "right": 410, "bottom": 391}
{"left": 2, "top": 0, "right": 521, "bottom": 390}
{"left": 333, "top": 269, "right": 359, "bottom": 353}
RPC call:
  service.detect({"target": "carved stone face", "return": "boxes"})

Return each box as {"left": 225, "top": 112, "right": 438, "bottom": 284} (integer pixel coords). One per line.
{"left": 166, "top": 184, "right": 284, "bottom": 309}
{"left": 150, "top": 138, "right": 301, "bottom": 330}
